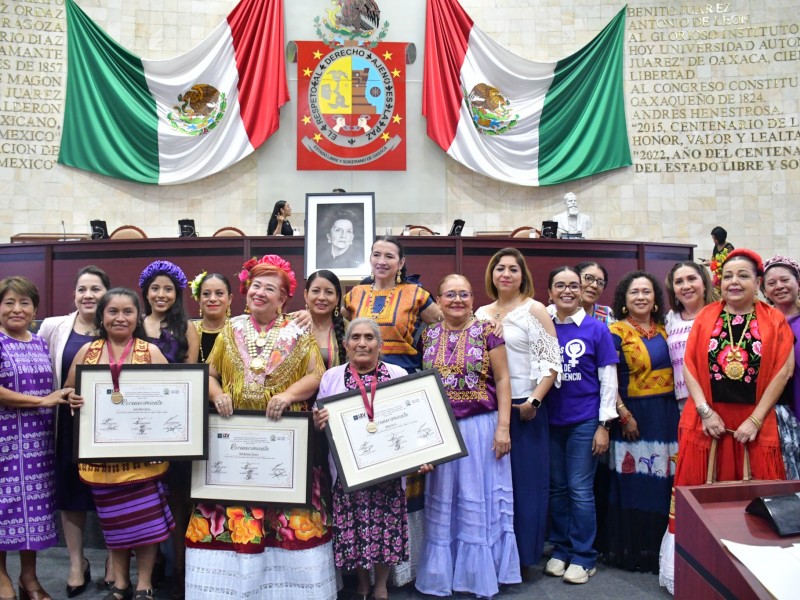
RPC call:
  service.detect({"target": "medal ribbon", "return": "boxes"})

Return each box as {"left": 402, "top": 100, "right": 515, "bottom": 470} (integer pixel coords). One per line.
{"left": 107, "top": 338, "right": 135, "bottom": 393}
{"left": 349, "top": 363, "right": 378, "bottom": 425}
{"left": 250, "top": 315, "right": 277, "bottom": 335}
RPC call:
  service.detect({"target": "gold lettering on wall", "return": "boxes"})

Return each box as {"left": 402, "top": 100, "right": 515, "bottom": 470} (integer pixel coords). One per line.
{"left": 0, "top": 0, "right": 65, "bottom": 169}
{"left": 626, "top": 3, "right": 800, "bottom": 174}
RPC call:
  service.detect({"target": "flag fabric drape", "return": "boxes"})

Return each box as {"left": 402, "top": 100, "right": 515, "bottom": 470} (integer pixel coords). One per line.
{"left": 424, "top": 0, "right": 631, "bottom": 186}
{"left": 59, "top": 0, "right": 288, "bottom": 185}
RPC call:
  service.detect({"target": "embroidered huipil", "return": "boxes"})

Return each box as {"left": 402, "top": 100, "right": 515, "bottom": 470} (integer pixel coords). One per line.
{"left": 422, "top": 321, "right": 503, "bottom": 418}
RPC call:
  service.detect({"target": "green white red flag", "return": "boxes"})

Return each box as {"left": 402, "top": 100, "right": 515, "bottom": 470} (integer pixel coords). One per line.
{"left": 59, "top": 0, "right": 288, "bottom": 185}
{"left": 424, "top": 0, "right": 631, "bottom": 186}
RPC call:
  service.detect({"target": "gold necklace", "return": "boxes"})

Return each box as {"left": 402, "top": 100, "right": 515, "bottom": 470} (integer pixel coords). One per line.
{"left": 722, "top": 310, "right": 754, "bottom": 381}
{"left": 246, "top": 315, "right": 283, "bottom": 373}
{"left": 434, "top": 323, "right": 469, "bottom": 377}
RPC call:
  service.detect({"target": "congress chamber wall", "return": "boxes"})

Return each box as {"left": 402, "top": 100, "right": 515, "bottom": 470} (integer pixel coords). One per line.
{"left": 1, "top": 0, "right": 798, "bottom": 259}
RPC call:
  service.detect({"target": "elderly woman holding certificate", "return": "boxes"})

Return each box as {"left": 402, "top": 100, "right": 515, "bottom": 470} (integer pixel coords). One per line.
{"left": 184, "top": 255, "right": 336, "bottom": 600}
{"left": 314, "top": 318, "right": 433, "bottom": 600}
{"left": 65, "top": 288, "right": 172, "bottom": 600}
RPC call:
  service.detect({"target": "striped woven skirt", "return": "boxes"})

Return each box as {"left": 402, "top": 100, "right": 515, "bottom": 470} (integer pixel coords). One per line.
{"left": 92, "top": 480, "right": 175, "bottom": 549}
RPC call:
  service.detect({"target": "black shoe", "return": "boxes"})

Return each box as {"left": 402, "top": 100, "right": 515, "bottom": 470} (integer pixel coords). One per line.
{"left": 66, "top": 559, "right": 91, "bottom": 598}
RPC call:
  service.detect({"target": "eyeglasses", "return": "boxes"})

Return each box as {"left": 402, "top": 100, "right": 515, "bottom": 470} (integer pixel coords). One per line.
{"left": 441, "top": 291, "right": 472, "bottom": 301}
{"left": 552, "top": 282, "right": 581, "bottom": 292}
{"left": 582, "top": 273, "right": 607, "bottom": 288}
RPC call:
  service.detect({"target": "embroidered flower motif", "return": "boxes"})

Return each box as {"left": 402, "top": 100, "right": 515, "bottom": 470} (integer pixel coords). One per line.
{"left": 186, "top": 514, "right": 211, "bottom": 543}
{"left": 464, "top": 371, "right": 479, "bottom": 389}
{"left": 708, "top": 338, "right": 719, "bottom": 352}
{"left": 467, "top": 346, "right": 483, "bottom": 360}
{"left": 288, "top": 508, "right": 325, "bottom": 541}
{"left": 749, "top": 318, "right": 761, "bottom": 341}
{"left": 226, "top": 506, "right": 262, "bottom": 544}
{"left": 468, "top": 323, "right": 483, "bottom": 337}
{"left": 711, "top": 317, "right": 724, "bottom": 337}
{"left": 198, "top": 503, "right": 226, "bottom": 537}
{"left": 731, "top": 314, "right": 744, "bottom": 326}
{"left": 752, "top": 340, "right": 762, "bottom": 356}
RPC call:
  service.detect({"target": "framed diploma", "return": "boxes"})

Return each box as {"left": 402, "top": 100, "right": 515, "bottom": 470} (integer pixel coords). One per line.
{"left": 190, "top": 411, "right": 312, "bottom": 507}
{"left": 75, "top": 364, "right": 209, "bottom": 462}
{"left": 318, "top": 369, "right": 467, "bottom": 492}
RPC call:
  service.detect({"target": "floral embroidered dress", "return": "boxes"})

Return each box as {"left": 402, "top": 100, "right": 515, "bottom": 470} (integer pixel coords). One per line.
{"left": 0, "top": 331, "right": 58, "bottom": 551}
{"left": 185, "top": 314, "right": 336, "bottom": 600}
{"left": 606, "top": 320, "right": 679, "bottom": 573}
{"left": 319, "top": 363, "right": 409, "bottom": 571}
{"left": 416, "top": 321, "right": 521, "bottom": 598}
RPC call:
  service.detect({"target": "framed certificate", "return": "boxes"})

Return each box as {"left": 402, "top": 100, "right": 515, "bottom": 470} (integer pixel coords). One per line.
{"left": 190, "top": 411, "right": 313, "bottom": 506}
{"left": 75, "top": 364, "right": 209, "bottom": 462}
{"left": 318, "top": 369, "right": 467, "bottom": 492}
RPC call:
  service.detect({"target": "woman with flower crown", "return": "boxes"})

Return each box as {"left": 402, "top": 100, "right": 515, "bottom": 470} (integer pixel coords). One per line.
{"left": 184, "top": 255, "right": 336, "bottom": 600}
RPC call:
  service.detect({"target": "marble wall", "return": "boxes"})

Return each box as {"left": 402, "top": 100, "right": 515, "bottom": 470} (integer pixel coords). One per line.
{"left": 1, "top": 0, "right": 798, "bottom": 262}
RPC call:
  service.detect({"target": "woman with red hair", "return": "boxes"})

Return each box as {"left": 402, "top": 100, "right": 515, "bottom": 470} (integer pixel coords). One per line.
{"left": 184, "top": 255, "right": 336, "bottom": 600}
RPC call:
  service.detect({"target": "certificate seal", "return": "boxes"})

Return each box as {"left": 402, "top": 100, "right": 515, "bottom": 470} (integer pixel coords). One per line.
{"left": 111, "top": 391, "right": 124, "bottom": 404}
{"left": 366, "top": 421, "right": 378, "bottom": 433}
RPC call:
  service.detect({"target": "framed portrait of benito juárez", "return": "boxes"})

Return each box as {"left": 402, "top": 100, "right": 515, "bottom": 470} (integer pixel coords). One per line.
{"left": 305, "top": 192, "right": 374, "bottom": 281}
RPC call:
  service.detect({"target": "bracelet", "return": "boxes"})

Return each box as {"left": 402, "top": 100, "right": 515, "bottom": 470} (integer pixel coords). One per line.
{"left": 696, "top": 402, "right": 713, "bottom": 419}
{"left": 748, "top": 415, "right": 762, "bottom": 430}
{"left": 619, "top": 413, "right": 630, "bottom": 426}
{"left": 700, "top": 409, "right": 715, "bottom": 420}
{"left": 616, "top": 402, "right": 627, "bottom": 412}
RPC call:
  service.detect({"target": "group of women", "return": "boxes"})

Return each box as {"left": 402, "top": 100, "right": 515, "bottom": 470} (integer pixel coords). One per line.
{"left": 1, "top": 232, "right": 798, "bottom": 600}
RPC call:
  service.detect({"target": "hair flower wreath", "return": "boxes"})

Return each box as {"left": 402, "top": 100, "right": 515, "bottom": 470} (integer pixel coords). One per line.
{"left": 190, "top": 271, "right": 208, "bottom": 301}
{"left": 238, "top": 255, "right": 298, "bottom": 297}
{"left": 138, "top": 260, "right": 188, "bottom": 290}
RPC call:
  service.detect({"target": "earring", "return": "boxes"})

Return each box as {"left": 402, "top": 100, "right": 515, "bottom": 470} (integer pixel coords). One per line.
{"left": 199, "top": 307, "right": 203, "bottom": 318}
{"left": 622, "top": 306, "right": 628, "bottom": 315}
{"left": 371, "top": 271, "right": 375, "bottom": 280}
{"left": 305, "top": 304, "right": 309, "bottom": 311}
{"left": 244, "top": 304, "right": 251, "bottom": 314}
{"left": 334, "top": 306, "right": 339, "bottom": 318}
{"left": 396, "top": 272, "right": 401, "bottom": 284}
{"left": 226, "top": 306, "right": 231, "bottom": 318}
{"left": 652, "top": 304, "right": 658, "bottom": 313}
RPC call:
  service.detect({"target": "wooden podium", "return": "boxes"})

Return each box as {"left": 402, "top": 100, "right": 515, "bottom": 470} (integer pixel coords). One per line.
{"left": 675, "top": 480, "right": 800, "bottom": 599}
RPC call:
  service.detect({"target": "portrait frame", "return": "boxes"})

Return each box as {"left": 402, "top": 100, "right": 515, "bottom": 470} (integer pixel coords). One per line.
{"left": 190, "top": 411, "right": 313, "bottom": 507}
{"left": 317, "top": 369, "right": 467, "bottom": 493}
{"left": 304, "top": 192, "right": 375, "bottom": 281}
{"left": 75, "top": 364, "right": 209, "bottom": 462}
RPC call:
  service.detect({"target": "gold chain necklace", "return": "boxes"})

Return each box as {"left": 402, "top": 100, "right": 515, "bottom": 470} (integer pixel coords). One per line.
{"left": 434, "top": 324, "right": 469, "bottom": 377}
{"left": 245, "top": 315, "right": 284, "bottom": 373}
{"left": 722, "top": 310, "right": 754, "bottom": 381}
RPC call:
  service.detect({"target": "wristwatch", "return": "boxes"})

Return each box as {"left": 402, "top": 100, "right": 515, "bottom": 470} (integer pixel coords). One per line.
{"left": 599, "top": 420, "right": 612, "bottom": 430}
{"left": 526, "top": 397, "right": 542, "bottom": 408}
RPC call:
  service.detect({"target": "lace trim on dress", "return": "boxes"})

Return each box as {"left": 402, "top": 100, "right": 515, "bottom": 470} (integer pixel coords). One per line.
{"left": 475, "top": 301, "right": 563, "bottom": 388}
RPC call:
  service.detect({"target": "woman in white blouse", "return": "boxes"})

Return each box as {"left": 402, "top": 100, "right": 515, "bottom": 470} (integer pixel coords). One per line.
{"left": 476, "top": 248, "right": 562, "bottom": 576}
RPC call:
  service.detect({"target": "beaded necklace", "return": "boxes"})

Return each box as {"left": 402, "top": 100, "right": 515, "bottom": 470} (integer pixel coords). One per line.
{"left": 626, "top": 316, "right": 659, "bottom": 340}
{"left": 246, "top": 314, "right": 283, "bottom": 373}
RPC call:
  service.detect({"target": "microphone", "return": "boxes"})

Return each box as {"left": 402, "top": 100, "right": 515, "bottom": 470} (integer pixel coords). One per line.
{"left": 61, "top": 220, "right": 66, "bottom": 241}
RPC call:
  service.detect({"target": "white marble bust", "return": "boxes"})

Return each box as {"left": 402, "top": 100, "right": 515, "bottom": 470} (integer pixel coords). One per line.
{"left": 552, "top": 192, "right": 592, "bottom": 236}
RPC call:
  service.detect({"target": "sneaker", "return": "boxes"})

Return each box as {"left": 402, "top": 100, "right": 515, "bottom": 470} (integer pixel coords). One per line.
{"left": 563, "top": 564, "right": 596, "bottom": 584}
{"left": 544, "top": 558, "right": 567, "bottom": 577}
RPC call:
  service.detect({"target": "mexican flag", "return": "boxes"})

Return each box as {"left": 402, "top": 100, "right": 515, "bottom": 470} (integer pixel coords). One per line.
{"left": 59, "top": 0, "right": 288, "bottom": 185}
{"left": 424, "top": 0, "right": 631, "bottom": 186}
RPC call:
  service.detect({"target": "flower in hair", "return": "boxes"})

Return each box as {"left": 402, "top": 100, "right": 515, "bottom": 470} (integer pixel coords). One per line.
{"left": 764, "top": 255, "right": 800, "bottom": 279}
{"left": 190, "top": 271, "right": 208, "bottom": 301}
{"left": 139, "top": 260, "right": 188, "bottom": 289}
{"left": 238, "top": 255, "right": 297, "bottom": 297}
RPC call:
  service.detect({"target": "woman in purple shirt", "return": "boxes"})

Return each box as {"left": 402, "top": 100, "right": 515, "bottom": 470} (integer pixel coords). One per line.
{"left": 416, "top": 274, "right": 518, "bottom": 599}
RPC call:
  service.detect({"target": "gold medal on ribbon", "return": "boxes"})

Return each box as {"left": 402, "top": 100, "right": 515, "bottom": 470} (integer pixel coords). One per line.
{"left": 255, "top": 336, "right": 267, "bottom": 348}
{"left": 366, "top": 421, "right": 378, "bottom": 433}
{"left": 250, "top": 356, "right": 266, "bottom": 372}
{"left": 111, "top": 391, "right": 124, "bottom": 404}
